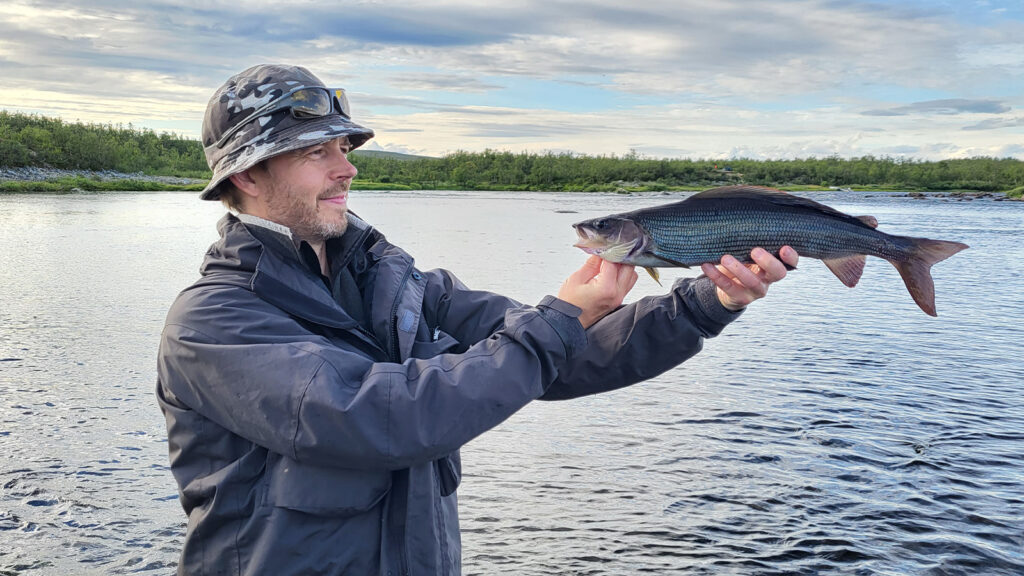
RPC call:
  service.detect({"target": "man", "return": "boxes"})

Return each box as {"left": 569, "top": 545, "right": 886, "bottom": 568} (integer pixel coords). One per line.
{"left": 157, "top": 63, "right": 798, "bottom": 576}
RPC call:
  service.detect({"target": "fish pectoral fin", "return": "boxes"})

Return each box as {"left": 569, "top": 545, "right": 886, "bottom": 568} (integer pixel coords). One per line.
{"left": 644, "top": 266, "right": 662, "bottom": 286}
{"left": 822, "top": 254, "right": 867, "bottom": 288}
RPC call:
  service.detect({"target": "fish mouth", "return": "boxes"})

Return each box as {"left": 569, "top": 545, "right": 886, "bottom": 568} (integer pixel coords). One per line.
{"left": 572, "top": 225, "right": 604, "bottom": 255}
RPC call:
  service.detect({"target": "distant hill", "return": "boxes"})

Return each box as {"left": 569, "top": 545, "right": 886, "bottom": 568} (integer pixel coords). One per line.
{"left": 351, "top": 149, "right": 433, "bottom": 161}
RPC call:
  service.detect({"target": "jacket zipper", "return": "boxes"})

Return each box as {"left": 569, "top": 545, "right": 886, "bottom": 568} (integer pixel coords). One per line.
{"left": 388, "top": 263, "right": 414, "bottom": 363}
{"left": 388, "top": 262, "right": 413, "bottom": 576}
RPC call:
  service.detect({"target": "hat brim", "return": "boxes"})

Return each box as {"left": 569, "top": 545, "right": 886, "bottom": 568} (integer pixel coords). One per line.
{"left": 200, "top": 115, "right": 374, "bottom": 201}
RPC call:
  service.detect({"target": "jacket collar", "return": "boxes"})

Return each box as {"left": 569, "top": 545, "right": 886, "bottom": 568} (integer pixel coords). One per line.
{"left": 201, "top": 212, "right": 376, "bottom": 330}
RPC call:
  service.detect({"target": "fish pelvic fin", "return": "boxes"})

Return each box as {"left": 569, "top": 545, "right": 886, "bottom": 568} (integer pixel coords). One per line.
{"left": 822, "top": 254, "right": 867, "bottom": 288}
{"left": 891, "top": 238, "right": 969, "bottom": 316}
{"left": 644, "top": 266, "right": 662, "bottom": 285}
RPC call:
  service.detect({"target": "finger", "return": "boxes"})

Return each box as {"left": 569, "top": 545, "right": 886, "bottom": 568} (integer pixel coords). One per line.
{"left": 597, "top": 258, "right": 621, "bottom": 283}
{"left": 616, "top": 264, "right": 638, "bottom": 293}
{"left": 720, "top": 254, "right": 763, "bottom": 289}
{"left": 618, "top": 266, "right": 634, "bottom": 291}
{"left": 593, "top": 259, "right": 624, "bottom": 293}
{"left": 750, "top": 247, "right": 787, "bottom": 283}
{"left": 615, "top": 263, "right": 634, "bottom": 283}
{"left": 702, "top": 262, "right": 737, "bottom": 291}
{"left": 704, "top": 261, "right": 738, "bottom": 283}
{"left": 779, "top": 245, "right": 800, "bottom": 269}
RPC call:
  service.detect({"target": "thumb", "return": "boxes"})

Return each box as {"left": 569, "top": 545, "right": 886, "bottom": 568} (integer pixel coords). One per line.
{"left": 572, "top": 255, "right": 604, "bottom": 283}
{"left": 598, "top": 257, "right": 615, "bottom": 273}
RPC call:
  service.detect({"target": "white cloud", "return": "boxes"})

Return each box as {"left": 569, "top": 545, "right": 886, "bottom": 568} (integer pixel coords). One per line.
{"left": 0, "top": 0, "right": 1021, "bottom": 160}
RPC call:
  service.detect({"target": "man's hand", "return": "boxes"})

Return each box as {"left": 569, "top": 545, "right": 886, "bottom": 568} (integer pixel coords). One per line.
{"left": 558, "top": 256, "right": 638, "bottom": 329}
{"left": 701, "top": 246, "right": 800, "bottom": 311}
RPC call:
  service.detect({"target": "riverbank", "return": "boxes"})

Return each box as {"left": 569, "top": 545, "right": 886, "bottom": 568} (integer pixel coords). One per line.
{"left": 0, "top": 167, "right": 206, "bottom": 192}
{"left": 1, "top": 166, "right": 1021, "bottom": 199}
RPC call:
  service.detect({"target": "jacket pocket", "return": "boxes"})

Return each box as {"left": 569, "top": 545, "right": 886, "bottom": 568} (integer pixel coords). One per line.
{"left": 436, "top": 452, "right": 462, "bottom": 497}
{"left": 265, "top": 455, "right": 391, "bottom": 516}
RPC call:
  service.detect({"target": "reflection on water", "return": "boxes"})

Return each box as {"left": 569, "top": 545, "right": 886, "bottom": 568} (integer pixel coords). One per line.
{"left": 1, "top": 191, "right": 1022, "bottom": 575}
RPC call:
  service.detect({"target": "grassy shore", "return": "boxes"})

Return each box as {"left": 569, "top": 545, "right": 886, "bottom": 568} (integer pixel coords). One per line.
{"left": 1, "top": 174, "right": 1021, "bottom": 199}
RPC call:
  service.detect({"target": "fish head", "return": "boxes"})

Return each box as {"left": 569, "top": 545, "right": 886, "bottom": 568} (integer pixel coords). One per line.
{"left": 572, "top": 216, "right": 648, "bottom": 263}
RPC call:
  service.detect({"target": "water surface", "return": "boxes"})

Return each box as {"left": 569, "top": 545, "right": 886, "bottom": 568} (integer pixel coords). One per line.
{"left": 1, "top": 190, "right": 1021, "bottom": 575}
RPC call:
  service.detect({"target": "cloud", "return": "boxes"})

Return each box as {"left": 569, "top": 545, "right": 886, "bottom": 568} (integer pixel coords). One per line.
{"left": 0, "top": 0, "right": 1022, "bottom": 160}
{"left": 862, "top": 99, "right": 1011, "bottom": 116}
{"left": 387, "top": 74, "right": 504, "bottom": 93}
{"left": 962, "top": 116, "right": 1024, "bottom": 130}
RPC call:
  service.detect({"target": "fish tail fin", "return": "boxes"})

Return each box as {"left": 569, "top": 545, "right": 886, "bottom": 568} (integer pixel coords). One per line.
{"left": 891, "top": 238, "right": 968, "bottom": 316}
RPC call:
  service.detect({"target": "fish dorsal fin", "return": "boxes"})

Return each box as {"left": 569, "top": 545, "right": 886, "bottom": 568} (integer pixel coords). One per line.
{"left": 822, "top": 254, "right": 866, "bottom": 287}
{"left": 688, "top": 186, "right": 876, "bottom": 230}
{"left": 857, "top": 215, "right": 878, "bottom": 228}
{"left": 688, "top": 185, "right": 792, "bottom": 199}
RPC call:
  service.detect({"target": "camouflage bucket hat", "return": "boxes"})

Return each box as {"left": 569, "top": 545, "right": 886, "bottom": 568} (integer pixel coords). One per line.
{"left": 200, "top": 63, "right": 374, "bottom": 200}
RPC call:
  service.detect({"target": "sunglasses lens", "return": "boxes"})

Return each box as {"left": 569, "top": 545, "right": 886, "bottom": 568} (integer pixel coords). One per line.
{"left": 333, "top": 89, "right": 350, "bottom": 118}
{"left": 289, "top": 89, "right": 333, "bottom": 118}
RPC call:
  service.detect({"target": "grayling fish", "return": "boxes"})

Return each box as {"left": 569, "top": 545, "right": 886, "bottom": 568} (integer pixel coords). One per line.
{"left": 572, "top": 185, "right": 968, "bottom": 316}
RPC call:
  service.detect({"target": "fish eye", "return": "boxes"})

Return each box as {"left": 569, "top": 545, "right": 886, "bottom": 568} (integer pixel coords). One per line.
{"left": 594, "top": 219, "right": 607, "bottom": 229}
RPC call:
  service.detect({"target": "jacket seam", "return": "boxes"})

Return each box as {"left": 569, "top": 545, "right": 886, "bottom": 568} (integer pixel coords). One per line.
{"left": 433, "top": 462, "right": 450, "bottom": 575}
{"left": 291, "top": 358, "right": 330, "bottom": 461}
{"left": 233, "top": 457, "right": 243, "bottom": 576}
{"left": 386, "top": 372, "right": 393, "bottom": 466}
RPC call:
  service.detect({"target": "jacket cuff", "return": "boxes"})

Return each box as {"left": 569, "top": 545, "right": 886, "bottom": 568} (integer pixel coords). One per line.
{"left": 676, "top": 276, "right": 743, "bottom": 337}
{"left": 535, "top": 296, "right": 588, "bottom": 358}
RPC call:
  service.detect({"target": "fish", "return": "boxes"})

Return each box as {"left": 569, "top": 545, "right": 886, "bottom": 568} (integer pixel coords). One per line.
{"left": 572, "top": 185, "right": 968, "bottom": 316}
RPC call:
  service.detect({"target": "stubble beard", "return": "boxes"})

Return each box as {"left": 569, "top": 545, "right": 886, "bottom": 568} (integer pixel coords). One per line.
{"left": 264, "top": 180, "right": 349, "bottom": 242}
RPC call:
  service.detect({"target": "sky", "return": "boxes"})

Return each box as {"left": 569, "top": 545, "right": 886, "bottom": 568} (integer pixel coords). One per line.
{"left": 1, "top": 0, "right": 1022, "bottom": 160}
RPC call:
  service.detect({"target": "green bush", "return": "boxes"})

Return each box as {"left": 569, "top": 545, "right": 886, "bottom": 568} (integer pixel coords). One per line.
{"left": 0, "top": 111, "right": 209, "bottom": 175}
{"left": 3, "top": 111, "right": 1023, "bottom": 193}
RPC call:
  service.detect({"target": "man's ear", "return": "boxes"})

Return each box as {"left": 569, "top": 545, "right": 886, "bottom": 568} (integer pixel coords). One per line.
{"left": 228, "top": 169, "right": 261, "bottom": 199}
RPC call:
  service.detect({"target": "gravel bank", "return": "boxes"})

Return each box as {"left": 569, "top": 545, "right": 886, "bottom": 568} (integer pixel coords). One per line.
{"left": 0, "top": 166, "right": 206, "bottom": 185}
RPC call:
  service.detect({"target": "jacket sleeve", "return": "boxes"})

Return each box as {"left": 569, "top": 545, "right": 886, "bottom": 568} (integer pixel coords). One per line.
{"left": 418, "top": 268, "right": 522, "bottom": 349}
{"left": 541, "top": 275, "right": 742, "bottom": 400}
{"left": 157, "top": 286, "right": 584, "bottom": 472}
{"left": 417, "top": 267, "right": 742, "bottom": 401}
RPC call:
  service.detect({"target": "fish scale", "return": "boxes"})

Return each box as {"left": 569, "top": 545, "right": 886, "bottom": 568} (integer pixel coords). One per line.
{"left": 572, "top": 185, "right": 968, "bottom": 316}
{"left": 636, "top": 209, "right": 900, "bottom": 265}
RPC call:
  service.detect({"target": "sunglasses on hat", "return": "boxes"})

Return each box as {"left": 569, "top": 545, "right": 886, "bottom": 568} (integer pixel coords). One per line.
{"left": 214, "top": 86, "right": 351, "bottom": 149}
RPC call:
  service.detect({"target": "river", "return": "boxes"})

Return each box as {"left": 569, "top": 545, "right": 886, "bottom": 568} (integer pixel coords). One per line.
{"left": 1, "top": 190, "right": 1022, "bottom": 575}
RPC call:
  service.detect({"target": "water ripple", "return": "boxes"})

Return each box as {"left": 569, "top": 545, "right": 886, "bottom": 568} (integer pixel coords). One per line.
{"left": 4, "top": 191, "right": 1024, "bottom": 575}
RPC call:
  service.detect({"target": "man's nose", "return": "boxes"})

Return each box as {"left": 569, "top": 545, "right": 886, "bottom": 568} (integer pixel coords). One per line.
{"left": 329, "top": 149, "right": 358, "bottom": 180}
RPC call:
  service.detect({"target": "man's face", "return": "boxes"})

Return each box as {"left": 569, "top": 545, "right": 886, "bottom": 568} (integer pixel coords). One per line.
{"left": 256, "top": 137, "right": 357, "bottom": 242}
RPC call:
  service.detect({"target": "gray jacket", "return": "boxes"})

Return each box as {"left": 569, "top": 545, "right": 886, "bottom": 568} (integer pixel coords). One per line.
{"left": 157, "top": 213, "right": 740, "bottom": 576}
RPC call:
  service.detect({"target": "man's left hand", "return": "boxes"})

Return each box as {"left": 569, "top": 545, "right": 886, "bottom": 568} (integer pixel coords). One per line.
{"left": 701, "top": 246, "right": 799, "bottom": 311}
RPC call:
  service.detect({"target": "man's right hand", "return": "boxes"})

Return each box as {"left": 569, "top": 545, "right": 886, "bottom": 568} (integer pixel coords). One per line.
{"left": 557, "top": 256, "right": 638, "bottom": 329}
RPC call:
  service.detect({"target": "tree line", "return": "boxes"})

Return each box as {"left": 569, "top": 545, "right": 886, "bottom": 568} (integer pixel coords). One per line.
{"left": 0, "top": 111, "right": 208, "bottom": 177}
{"left": 2, "top": 111, "right": 1022, "bottom": 192}
{"left": 349, "top": 149, "right": 1024, "bottom": 192}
